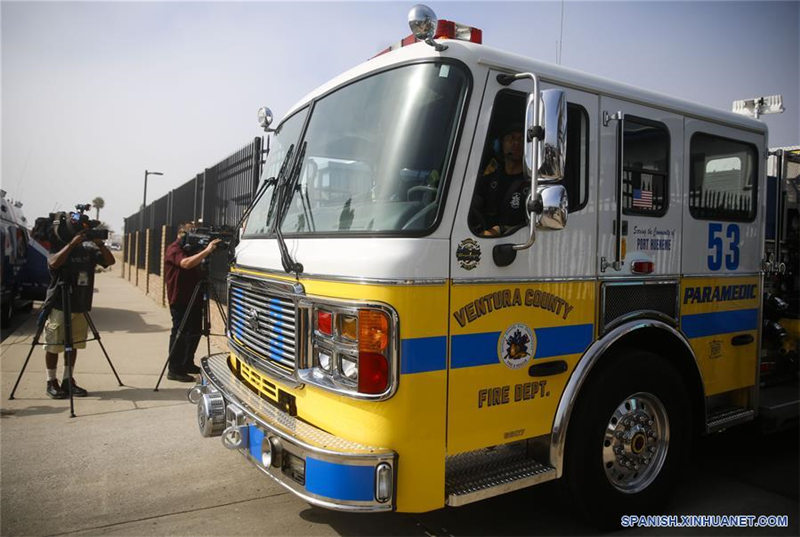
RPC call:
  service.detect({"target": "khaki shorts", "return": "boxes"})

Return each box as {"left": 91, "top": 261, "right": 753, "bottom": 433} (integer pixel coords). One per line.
{"left": 44, "top": 309, "right": 89, "bottom": 353}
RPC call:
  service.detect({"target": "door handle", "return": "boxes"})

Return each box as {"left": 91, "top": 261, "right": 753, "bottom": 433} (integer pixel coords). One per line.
{"left": 731, "top": 334, "right": 754, "bottom": 346}
{"left": 528, "top": 360, "right": 568, "bottom": 377}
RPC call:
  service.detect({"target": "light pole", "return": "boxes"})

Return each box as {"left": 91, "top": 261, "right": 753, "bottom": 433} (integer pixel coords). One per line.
{"left": 141, "top": 169, "right": 163, "bottom": 230}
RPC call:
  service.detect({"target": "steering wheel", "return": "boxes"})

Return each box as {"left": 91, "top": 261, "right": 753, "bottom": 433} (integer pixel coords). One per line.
{"left": 402, "top": 202, "right": 438, "bottom": 230}
{"left": 407, "top": 185, "right": 438, "bottom": 202}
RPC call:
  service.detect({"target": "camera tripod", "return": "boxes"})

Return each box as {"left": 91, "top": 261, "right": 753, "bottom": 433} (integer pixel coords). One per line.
{"left": 8, "top": 281, "right": 123, "bottom": 418}
{"left": 154, "top": 262, "right": 228, "bottom": 391}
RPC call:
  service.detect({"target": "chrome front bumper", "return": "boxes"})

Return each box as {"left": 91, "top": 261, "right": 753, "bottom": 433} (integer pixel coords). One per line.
{"left": 194, "top": 353, "right": 396, "bottom": 512}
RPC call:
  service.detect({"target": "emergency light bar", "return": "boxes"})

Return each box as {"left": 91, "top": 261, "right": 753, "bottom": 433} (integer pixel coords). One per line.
{"left": 373, "top": 18, "right": 482, "bottom": 58}
{"left": 436, "top": 20, "right": 483, "bottom": 44}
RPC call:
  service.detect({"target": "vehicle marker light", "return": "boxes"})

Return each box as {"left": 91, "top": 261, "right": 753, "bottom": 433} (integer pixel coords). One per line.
{"left": 317, "top": 309, "right": 332, "bottom": 336}
{"left": 359, "top": 310, "right": 389, "bottom": 353}
{"left": 631, "top": 260, "right": 655, "bottom": 274}
{"left": 339, "top": 314, "right": 358, "bottom": 341}
{"left": 375, "top": 463, "right": 393, "bottom": 503}
{"left": 358, "top": 352, "right": 389, "bottom": 395}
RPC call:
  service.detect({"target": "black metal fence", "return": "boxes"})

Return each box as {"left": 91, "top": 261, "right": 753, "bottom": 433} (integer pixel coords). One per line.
{"left": 124, "top": 137, "right": 263, "bottom": 303}
{"left": 209, "top": 141, "right": 263, "bottom": 228}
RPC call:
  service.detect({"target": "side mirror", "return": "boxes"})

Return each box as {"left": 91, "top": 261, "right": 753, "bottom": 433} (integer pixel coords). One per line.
{"left": 538, "top": 90, "right": 567, "bottom": 181}
{"left": 536, "top": 185, "right": 568, "bottom": 230}
{"left": 523, "top": 92, "right": 538, "bottom": 181}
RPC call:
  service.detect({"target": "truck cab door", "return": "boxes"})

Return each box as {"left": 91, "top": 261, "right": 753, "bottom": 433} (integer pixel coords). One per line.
{"left": 446, "top": 70, "right": 598, "bottom": 455}
{"left": 598, "top": 97, "right": 683, "bottom": 279}
{"left": 596, "top": 98, "right": 684, "bottom": 336}
{"left": 680, "top": 120, "right": 764, "bottom": 396}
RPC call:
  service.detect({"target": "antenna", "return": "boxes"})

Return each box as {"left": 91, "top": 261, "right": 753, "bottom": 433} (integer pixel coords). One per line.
{"left": 557, "top": 0, "right": 565, "bottom": 64}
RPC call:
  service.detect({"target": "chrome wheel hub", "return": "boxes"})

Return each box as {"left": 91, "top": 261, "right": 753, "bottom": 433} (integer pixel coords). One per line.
{"left": 602, "top": 392, "right": 669, "bottom": 493}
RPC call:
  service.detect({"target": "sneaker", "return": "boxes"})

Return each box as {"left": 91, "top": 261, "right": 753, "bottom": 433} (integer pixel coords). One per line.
{"left": 61, "top": 378, "right": 88, "bottom": 397}
{"left": 46, "top": 379, "right": 67, "bottom": 399}
{"left": 167, "top": 371, "right": 195, "bottom": 383}
{"left": 185, "top": 363, "right": 201, "bottom": 374}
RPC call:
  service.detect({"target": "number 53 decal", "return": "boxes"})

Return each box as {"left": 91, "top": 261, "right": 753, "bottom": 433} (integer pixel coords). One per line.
{"left": 707, "top": 223, "right": 740, "bottom": 271}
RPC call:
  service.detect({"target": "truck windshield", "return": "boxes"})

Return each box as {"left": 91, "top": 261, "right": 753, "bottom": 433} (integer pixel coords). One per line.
{"left": 244, "top": 108, "right": 308, "bottom": 236}
{"left": 248, "top": 62, "right": 469, "bottom": 236}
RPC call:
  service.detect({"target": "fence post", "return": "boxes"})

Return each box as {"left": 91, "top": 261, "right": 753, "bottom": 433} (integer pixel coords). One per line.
{"left": 129, "top": 233, "right": 134, "bottom": 281}
{"left": 134, "top": 231, "right": 140, "bottom": 287}
{"left": 145, "top": 228, "right": 151, "bottom": 295}
{"left": 161, "top": 225, "right": 168, "bottom": 306}
{"left": 121, "top": 233, "right": 126, "bottom": 278}
{"left": 125, "top": 233, "right": 130, "bottom": 281}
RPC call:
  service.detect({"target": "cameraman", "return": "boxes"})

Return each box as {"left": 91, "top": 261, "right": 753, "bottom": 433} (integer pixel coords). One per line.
{"left": 44, "top": 230, "right": 115, "bottom": 399}
{"left": 164, "top": 222, "right": 221, "bottom": 382}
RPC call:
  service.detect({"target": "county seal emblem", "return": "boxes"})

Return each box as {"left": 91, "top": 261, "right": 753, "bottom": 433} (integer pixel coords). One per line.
{"left": 498, "top": 323, "right": 536, "bottom": 369}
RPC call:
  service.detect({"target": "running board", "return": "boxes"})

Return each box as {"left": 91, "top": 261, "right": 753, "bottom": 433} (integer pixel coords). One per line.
{"left": 445, "top": 443, "right": 556, "bottom": 507}
{"left": 706, "top": 407, "right": 756, "bottom": 433}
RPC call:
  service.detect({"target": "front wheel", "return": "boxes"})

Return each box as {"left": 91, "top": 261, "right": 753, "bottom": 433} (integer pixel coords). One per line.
{"left": 562, "top": 351, "right": 691, "bottom": 528}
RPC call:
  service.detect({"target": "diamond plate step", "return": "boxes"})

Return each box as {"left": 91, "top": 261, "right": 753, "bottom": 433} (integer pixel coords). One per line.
{"left": 706, "top": 406, "right": 756, "bottom": 433}
{"left": 445, "top": 443, "right": 556, "bottom": 506}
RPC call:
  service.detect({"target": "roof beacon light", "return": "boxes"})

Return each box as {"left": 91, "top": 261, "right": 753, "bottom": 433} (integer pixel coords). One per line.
{"left": 374, "top": 5, "right": 483, "bottom": 58}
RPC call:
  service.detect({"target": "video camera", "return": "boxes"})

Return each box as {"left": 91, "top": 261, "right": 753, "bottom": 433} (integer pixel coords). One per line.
{"left": 32, "top": 203, "right": 108, "bottom": 247}
{"left": 70, "top": 204, "right": 109, "bottom": 241}
{"left": 181, "top": 225, "right": 235, "bottom": 255}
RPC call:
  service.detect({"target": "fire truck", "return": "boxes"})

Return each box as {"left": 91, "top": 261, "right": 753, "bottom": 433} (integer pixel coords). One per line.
{"left": 190, "top": 6, "right": 799, "bottom": 525}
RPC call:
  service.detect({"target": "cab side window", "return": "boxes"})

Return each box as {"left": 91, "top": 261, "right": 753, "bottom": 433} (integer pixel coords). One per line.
{"left": 689, "top": 133, "right": 757, "bottom": 222}
{"left": 565, "top": 104, "right": 589, "bottom": 212}
{"left": 469, "top": 90, "right": 588, "bottom": 237}
{"left": 622, "top": 117, "right": 669, "bottom": 216}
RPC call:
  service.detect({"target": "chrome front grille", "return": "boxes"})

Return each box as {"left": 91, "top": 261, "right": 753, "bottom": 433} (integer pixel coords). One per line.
{"left": 228, "top": 277, "right": 298, "bottom": 371}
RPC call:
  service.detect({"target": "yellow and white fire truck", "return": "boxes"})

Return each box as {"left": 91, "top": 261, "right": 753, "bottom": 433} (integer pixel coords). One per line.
{"left": 190, "top": 6, "right": 799, "bottom": 525}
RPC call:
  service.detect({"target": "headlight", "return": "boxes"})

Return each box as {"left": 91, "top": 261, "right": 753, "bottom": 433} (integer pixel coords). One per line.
{"left": 307, "top": 303, "right": 395, "bottom": 398}
{"left": 317, "top": 348, "right": 332, "bottom": 372}
{"left": 340, "top": 355, "right": 358, "bottom": 380}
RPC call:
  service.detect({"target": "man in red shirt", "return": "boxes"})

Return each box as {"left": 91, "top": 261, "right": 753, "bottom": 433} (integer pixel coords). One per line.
{"left": 163, "top": 222, "right": 220, "bottom": 382}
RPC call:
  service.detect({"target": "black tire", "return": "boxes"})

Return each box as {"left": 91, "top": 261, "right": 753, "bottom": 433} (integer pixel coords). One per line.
{"left": 562, "top": 350, "right": 691, "bottom": 528}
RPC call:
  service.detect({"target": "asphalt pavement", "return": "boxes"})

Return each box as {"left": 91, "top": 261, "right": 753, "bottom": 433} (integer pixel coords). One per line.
{"left": 1, "top": 271, "right": 797, "bottom": 536}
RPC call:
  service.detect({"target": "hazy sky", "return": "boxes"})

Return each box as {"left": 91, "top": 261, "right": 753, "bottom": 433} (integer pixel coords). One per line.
{"left": 2, "top": 1, "right": 798, "bottom": 235}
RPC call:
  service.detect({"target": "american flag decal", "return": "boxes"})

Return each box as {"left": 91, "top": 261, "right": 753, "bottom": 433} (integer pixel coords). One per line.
{"left": 633, "top": 188, "right": 653, "bottom": 209}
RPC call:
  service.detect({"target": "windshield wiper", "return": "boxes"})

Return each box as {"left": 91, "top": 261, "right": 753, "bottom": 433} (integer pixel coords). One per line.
{"left": 272, "top": 142, "right": 306, "bottom": 276}
{"left": 266, "top": 145, "right": 294, "bottom": 229}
